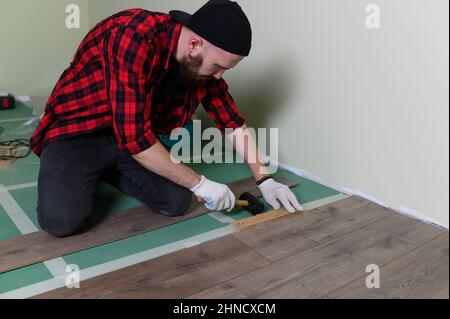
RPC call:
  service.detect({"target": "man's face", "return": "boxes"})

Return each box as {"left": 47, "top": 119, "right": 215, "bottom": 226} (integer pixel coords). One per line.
{"left": 178, "top": 43, "right": 244, "bottom": 85}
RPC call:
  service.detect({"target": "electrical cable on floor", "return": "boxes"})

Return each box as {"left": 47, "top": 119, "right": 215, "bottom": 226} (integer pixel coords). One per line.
{"left": 0, "top": 126, "right": 32, "bottom": 160}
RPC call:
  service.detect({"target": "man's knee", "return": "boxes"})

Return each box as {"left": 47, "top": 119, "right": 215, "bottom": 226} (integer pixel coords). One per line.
{"left": 152, "top": 187, "right": 192, "bottom": 217}
{"left": 38, "top": 207, "right": 84, "bottom": 238}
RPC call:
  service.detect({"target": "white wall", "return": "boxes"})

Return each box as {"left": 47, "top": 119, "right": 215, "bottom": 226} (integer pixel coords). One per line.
{"left": 0, "top": 0, "right": 89, "bottom": 96}
{"left": 88, "top": 0, "right": 205, "bottom": 25}
{"left": 238, "top": 0, "right": 449, "bottom": 226}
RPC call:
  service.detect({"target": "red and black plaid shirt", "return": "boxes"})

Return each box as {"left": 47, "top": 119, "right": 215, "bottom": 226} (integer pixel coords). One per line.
{"left": 30, "top": 9, "right": 246, "bottom": 156}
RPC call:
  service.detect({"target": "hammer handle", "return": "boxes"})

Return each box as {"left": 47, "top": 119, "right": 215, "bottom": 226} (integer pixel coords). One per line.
{"left": 197, "top": 197, "right": 249, "bottom": 207}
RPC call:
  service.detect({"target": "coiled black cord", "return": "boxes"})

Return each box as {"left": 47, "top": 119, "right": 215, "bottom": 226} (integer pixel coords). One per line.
{"left": 0, "top": 126, "right": 32, "bottom": 160}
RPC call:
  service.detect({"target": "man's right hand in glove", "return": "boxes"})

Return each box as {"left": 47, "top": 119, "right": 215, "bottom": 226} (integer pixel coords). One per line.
{"left": 190, "top": 175, "right": 235, "bottom": 212}
{"left": 132, "top": 142, "right": 235, "bottom": 212}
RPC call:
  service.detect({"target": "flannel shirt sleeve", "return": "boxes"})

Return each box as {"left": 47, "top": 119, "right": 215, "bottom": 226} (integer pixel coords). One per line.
{"left": 201, "top": 78, "right": 246, "bottom": 132}
{"left": 102, "top": 26, "right": 158, "bottom": 155}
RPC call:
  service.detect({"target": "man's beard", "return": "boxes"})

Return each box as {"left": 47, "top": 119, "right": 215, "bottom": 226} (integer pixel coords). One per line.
{"left": 178, "top": 54, "right": 207, "bottom": 86}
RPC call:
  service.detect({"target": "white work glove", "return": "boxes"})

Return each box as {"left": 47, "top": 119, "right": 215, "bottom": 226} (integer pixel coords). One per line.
{"left": 258, "top": 178, "right": 304, "bottom": 213}
{"left": 190, "top": 176, "right": 235, "bottom": 212}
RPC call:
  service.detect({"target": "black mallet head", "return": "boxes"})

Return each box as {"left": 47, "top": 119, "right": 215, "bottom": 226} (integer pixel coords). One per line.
{"left": 239, "top": 192, "right": 265, "bottom": 215}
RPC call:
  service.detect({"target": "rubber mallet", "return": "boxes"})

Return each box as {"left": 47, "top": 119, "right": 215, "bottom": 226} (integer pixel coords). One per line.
{"left": 197, "top": 191, "right": 265, "bottom": 215}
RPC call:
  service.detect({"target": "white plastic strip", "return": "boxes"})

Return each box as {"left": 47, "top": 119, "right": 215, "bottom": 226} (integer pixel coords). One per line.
{"left": 43, "top": 258, "right": 71, "bottom": 279}
{"left": 181, "top": 241, "right": 201, "bottom": 248}
{"left": 0, "top": 185, "right": 39, "bottom": 234}
{"left": 340, "top": 187, "right": 389, "bottom": 208}
{"left": 5, "top": 182, "right": 37, "bottom": 191}
{"left": 0, "top": 225, "right": 234, "bottom": 299}
{"left": 397, "top": 205, "right": 448, "bottom": 229}
{"left": 0, "top": 117, "right": 34, "bottom": 124}
{"left": 0, "top": 185, "right": 69, "bottom": 279}
{"left": 208, "top": 211, "right": 236, "bottom": 223}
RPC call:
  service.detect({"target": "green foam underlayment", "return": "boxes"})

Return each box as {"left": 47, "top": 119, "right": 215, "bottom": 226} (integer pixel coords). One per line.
{"left": 0, "top": 152, "right": 40, "bottom": 187}
{"left": 0, "top": 101, "right": 35, "bottom": 120}
{"left": 62, "top": 215, "right": 225, "bottom": 269}
{"left": 0, "top": 263, "right": 53, "bottom": 294}
{"left": 0, "top": 204, "right": 21, "bottom": 240}
{"left": 0, "top": 103, "right": 340, "bottom": 295}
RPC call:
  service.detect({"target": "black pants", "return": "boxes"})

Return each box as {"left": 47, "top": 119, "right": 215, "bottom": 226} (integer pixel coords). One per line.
{"left": 37, "top": 127, "right": 192, "bottom": 238}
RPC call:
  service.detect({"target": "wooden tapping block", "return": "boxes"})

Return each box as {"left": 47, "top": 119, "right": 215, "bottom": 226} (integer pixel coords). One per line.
{"left": 231, "top": 208, "right": 300, "bottom": 232}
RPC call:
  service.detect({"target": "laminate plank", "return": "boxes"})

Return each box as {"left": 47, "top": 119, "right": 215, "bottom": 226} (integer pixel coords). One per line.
{"left": 328, "top": 232, "right": 449, "bottom": 299}
{"left": 0, "top": 177, "right": 297, "bottom": 274}
{"left": 34, "top": 236, "right": 271, "bottom": 299}
{"left": 189, "top": 212, "right": 445, "bottom": 298}
{"left": 235, "top": 197, "right": 394, "bottom": 262}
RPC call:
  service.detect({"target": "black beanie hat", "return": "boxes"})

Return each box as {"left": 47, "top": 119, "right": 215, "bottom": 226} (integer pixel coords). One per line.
{"left": 169, "top": 0, "right": 252, "bottom": 56}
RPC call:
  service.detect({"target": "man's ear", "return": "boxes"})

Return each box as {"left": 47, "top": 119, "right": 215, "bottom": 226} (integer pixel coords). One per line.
{"left": 188, "top": 37, "right": 204, "bottom": 56}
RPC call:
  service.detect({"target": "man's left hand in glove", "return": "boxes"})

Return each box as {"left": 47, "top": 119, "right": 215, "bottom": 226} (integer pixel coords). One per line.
{"left": 257, "top": 176, "right": 303, "bottom": 213}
